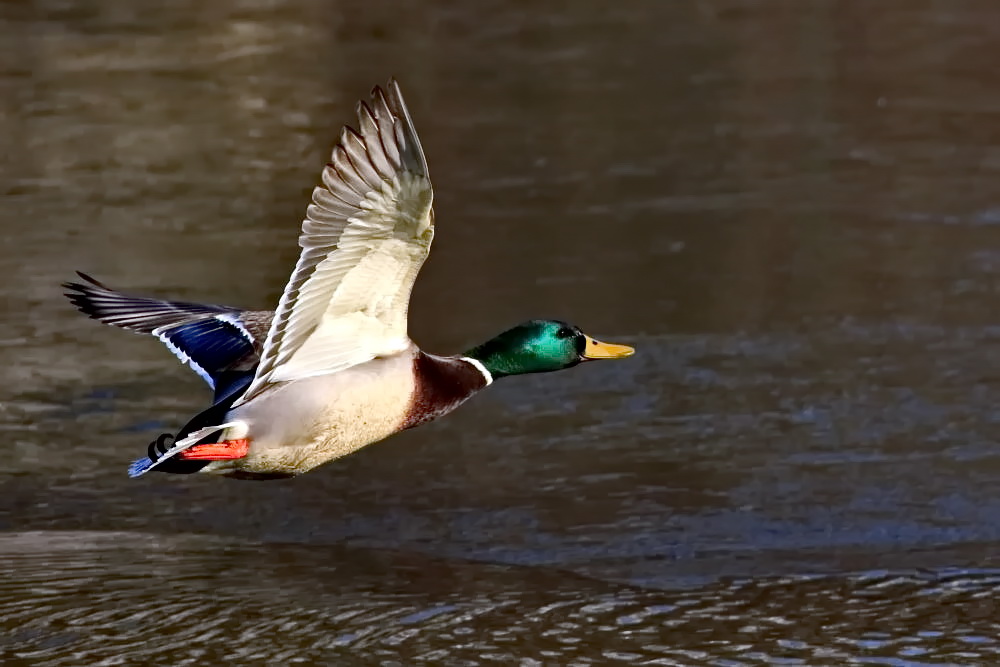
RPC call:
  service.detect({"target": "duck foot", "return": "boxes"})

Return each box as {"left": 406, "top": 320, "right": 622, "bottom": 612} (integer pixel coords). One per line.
{"left": 177, "top": 439, "right": 250, "bottom": 460}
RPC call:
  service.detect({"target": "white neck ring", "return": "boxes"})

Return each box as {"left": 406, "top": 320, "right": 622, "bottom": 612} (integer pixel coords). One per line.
{"left": 461, "top": 357, "right": 494, "bottom": 385}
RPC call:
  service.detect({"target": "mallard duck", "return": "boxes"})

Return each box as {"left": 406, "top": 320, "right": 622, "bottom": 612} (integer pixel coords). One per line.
{"left": 64, "top": 80, "right": 634, "bottom": 480}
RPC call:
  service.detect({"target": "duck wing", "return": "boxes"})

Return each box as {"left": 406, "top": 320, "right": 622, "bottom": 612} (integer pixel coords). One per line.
{"left": 63, "top": 272, "right": 270, "bottom": 396}
{"left": 235, "top": 79, "right": 433, "bottom": 406}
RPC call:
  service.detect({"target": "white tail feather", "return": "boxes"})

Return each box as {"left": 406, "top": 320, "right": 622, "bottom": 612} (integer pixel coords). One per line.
{"left": 127, "top": 421, "right": 246, "bottom": 478}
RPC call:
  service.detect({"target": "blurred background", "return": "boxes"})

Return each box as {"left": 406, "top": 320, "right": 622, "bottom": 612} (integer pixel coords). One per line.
{"left": 4, "top": 0, "right": 1000, "bottom": 663}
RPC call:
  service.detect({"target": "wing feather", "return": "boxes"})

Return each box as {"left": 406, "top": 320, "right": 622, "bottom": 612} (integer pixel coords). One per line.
{"left": 342, "top": 128, "right": 381, "bottom": 185}
{"left": 310, "top": 188, "right": 357, "bottom": 221}
{"left": 62, "top": 272, "right": 264, "bottom": 392}
{"left": 321, "top": 155, "right": 364, "bottom": 203}
{"left": 235, "top": 79, "right": 433, "bottom": 405}
{"left": 371, "top": 88, "right": 398, "bottom": 163}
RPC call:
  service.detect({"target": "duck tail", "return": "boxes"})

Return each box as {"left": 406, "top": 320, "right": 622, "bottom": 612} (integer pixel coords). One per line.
{"left": 128, "top": 455, "right": 158, "bottom": 478}
{"left": 128, "top": 431, "right": 205, "bottom": 478}
{"left": 127, "top": 424, "right": 241, "bottom": 478}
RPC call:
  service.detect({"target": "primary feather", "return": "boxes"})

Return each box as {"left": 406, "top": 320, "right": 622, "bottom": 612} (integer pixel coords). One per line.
{"left": 63, "top": 272, "right": 269, "bottom": 397}
{"left": 63, "top": 271, "right": 237, "bottom": 333}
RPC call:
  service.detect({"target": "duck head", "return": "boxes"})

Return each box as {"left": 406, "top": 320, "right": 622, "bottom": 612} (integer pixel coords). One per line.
{"left": 464, "top": 319, "right": 634, "bottom": 379}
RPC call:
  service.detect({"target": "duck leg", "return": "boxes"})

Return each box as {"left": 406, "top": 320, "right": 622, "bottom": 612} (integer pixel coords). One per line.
{"left": 177, "top": 439, "right": 250, "bottom": 460}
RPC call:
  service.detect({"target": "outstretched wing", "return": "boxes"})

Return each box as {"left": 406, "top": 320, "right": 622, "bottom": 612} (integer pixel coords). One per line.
{"left": 63, "top": 272, "right": 262, "bottom": 395}
{"left": 235, "top": 79, "right": 433, "bottom": 406}
{"left": 64, "top": 271, "right": 236, "bottom": 334}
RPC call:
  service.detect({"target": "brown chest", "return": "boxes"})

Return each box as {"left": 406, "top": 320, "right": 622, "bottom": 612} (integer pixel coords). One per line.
{"left": 402, "top": 353, "right": 489, "bottom": 430}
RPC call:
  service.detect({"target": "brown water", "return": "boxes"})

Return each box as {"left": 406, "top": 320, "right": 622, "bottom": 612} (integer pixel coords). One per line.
{"left": 4, "top": 0, "right": 1000, "bottom": 664}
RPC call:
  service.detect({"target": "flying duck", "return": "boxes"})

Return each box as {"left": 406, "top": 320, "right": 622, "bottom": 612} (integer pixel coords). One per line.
{"left": 64, "top": 80, "right": 634, "bottom": 480}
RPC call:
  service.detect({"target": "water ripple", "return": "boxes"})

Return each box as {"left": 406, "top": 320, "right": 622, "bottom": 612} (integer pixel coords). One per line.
{"left": 2, "top": 532, "right": 1000, "bottom": 664}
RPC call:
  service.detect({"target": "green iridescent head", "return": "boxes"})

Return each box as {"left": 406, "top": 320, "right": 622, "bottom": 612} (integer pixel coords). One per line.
{"left": 464, "top": 319, "right": 634, "bottom": 379}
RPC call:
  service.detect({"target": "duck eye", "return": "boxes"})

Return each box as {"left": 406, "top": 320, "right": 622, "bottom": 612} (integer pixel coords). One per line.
{"left": 556, "top": 327, "right": 573, "bottom": 339}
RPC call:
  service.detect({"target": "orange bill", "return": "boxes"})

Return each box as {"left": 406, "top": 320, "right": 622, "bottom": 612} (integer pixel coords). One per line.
{"left": 582, "top": 336, "right": 635, "bottom": 360}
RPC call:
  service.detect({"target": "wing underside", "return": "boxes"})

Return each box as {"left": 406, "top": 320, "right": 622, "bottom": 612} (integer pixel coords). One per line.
{"left": 235, "top": 79, "right": 434, "bottom": 406}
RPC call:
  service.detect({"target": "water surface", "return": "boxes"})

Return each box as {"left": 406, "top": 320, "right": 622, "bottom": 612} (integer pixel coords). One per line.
{"left": 4, "top": 0, "right": 1000, "bottom": 663}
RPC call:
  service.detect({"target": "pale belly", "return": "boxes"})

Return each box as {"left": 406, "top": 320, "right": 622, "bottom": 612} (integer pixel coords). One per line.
{"left": 199, "top": 354, "right": 417, "bottom": 479}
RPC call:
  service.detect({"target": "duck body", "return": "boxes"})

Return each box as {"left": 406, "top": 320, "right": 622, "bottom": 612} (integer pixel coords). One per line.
{"left": 201, "top": 348, "right": 488, "bottom": 479}
{"left": 64, "top": 272, "right": 496, "bottom": 478}
{"left": 64, "top": 79, "right": 634, "bottom": 481}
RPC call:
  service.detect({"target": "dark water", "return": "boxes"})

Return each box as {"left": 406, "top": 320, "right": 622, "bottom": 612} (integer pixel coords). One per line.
{"left": 4, "top": 0, "right": 1000, "bottom": 663}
